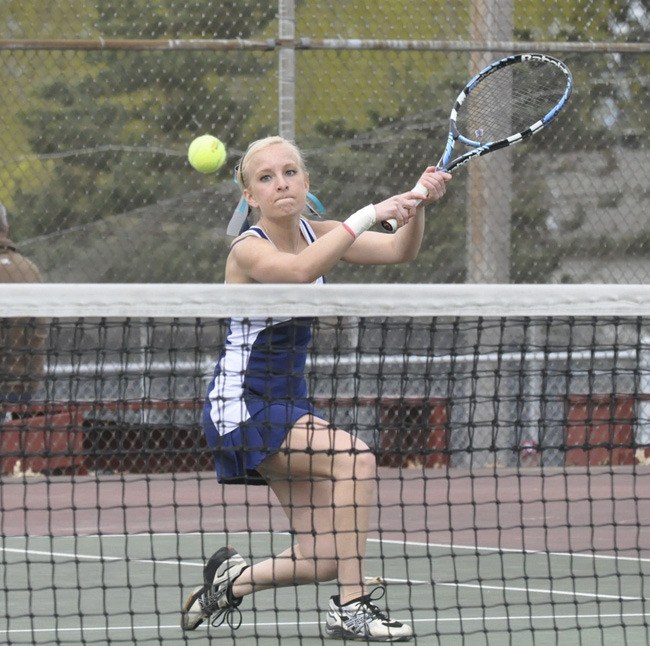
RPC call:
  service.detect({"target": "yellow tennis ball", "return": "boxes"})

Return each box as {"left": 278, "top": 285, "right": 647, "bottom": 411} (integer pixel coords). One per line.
{"left": 188, "top": 135, "right": 227, "bottom": 174}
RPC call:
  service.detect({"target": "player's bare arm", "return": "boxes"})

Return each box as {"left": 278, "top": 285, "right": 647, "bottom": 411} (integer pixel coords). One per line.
{"left": 311, "top": 168, "right": 451, "bottom": 266}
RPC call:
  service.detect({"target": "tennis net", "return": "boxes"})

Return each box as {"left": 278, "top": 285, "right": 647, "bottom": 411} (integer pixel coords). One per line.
{"left": 1, "top": 283, "right": 649, "bottom": 645}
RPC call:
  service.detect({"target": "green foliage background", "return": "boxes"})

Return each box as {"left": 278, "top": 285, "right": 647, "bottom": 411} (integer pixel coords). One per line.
{"left": 0, "top": 0, "right": 647, "bottom": 282}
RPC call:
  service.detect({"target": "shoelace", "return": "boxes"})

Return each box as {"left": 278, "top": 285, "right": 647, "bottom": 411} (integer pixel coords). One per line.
{"left": 352, "top": 586, "right": 392, "bottom": 623}
{"left": 199, "top": 585, "right": 243, "bottom": 630}
{"left": 210, "top": 605, "right": 243, "bottom": 630}
{"left": 355, "top": 600, "right": 389, "bottom": 622}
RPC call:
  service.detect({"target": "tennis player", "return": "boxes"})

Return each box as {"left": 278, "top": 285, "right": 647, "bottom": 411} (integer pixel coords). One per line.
{"left": 181, "top": 136, "right": 451, "bottom": 641}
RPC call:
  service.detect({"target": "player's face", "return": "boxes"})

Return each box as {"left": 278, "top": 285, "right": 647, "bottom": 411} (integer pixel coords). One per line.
{"left": 243, "top": 143, "right": 309, "bottom": 219}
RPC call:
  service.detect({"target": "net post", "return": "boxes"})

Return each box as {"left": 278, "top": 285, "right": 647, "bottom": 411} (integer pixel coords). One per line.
{"left": 637, "top": 332, "right": 650, "bottom": 464}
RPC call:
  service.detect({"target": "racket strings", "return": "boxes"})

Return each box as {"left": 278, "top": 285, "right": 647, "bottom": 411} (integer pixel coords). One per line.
{"left": 456, "top": 62, "right": 569, "bottom": 143}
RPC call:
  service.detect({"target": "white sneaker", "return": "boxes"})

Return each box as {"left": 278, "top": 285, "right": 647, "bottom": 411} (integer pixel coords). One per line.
{"left": 181, "top": 546, "right": 248, "bottom": 631}
{"left": 325, "top": 587, "right": 413, "bottom": 642}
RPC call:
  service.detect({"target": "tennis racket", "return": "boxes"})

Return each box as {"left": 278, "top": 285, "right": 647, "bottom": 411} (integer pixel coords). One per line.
{"left": 383, "top": 52, "right": 573, "bottom": 232}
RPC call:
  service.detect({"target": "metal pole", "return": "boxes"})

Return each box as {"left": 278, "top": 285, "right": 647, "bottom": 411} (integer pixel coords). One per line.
{"left": 467, "top": 0, "right": 513, "bottom": 283}
{"left": 637, "top": 332, "right": 650, "bottom": 465}
{"left": 278, "top": 0, "right": 296, "bottom": 140}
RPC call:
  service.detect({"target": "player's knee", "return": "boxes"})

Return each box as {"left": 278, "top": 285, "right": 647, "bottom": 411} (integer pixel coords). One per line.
{"left": 352, "top": 447, "right": 377, "bottom": 481}
{"left": 334, "top": 442, "right": 376, "bottom": 481}
{"left": 316, "top": 430, "right": 377, "bottom": 481}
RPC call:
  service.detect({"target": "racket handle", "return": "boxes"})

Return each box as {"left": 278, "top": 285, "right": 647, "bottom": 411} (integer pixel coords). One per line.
{"left": 380, "top": 182, "right": 429, "bottom": 233}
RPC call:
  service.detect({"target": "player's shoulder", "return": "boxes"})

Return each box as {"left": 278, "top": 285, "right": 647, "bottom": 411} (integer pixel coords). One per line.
{"left": 229, "top": 229, "right": 270, "bottom": 250}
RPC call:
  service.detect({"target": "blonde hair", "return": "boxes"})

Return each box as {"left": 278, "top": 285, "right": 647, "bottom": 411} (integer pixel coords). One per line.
{"left": 235, "top": 136, "right": 307, "bottom": 190}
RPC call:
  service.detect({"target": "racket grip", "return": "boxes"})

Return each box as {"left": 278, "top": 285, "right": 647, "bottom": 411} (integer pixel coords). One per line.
{"left": 380, "top": 182, "right": 429, "bottom": 233}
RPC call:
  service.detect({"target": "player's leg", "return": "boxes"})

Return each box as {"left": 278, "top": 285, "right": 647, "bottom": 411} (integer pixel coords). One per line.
{"left": 181, "top": 416, "right": 371, "bottom": 631}
{"left": 232, "top": 416, "right": 377, "bottom": 600}
{"left": 233, "top": 417, "right": 412, "bottom": 641}
{"left": 182, "top": 415, "right": 412, "bottom": 640}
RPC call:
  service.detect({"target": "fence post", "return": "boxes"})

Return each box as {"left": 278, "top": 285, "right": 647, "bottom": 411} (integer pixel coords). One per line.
{"left": 278, "top": 0, "right": 296, "bottom": 140}
{"left": 467, "top": 0, "right": 513, "bottom": 283}
{"left": 637, "top": 332, "right": 650, "bottom": 464}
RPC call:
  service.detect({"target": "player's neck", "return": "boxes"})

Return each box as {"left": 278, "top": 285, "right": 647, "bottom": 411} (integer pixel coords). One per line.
{"left": 257, "top": 217, "right": 305, "bottom": 254}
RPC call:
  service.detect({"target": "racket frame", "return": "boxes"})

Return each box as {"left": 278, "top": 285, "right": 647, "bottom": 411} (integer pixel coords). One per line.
{"left": 381, "top": 52, "right": 573, "bottom": 232}
{"left": 439, "top": 52, "right": 573, "bottom": 172}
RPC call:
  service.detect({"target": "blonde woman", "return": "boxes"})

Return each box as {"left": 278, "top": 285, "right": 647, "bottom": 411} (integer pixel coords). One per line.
{"left": 182, "top": 136, "right": 451, "bottom": 641}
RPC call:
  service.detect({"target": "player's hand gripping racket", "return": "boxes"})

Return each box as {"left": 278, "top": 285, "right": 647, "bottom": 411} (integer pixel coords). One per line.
{"left": 383, "top": 53, "right": 573, "bottom": 232}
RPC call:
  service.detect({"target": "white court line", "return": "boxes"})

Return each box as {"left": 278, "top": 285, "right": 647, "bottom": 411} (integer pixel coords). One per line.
{"left": 4, "top": 531, "right": 650, "bottom": 567}
{"left": 0, "top": 546, "right": 195, "bottom": 568}
{"left": 2, "top": 544, "right": 643, "bottom": 602}
{"left": 4, "top": 534, "right": 649, "bottom": 567}
{"left": 2, "top": 532, "right": 646, "bottom": 604}
{"left": 4, "top": 543, "right": 642, "bottom": 602}
{"left": 372, "top": 537, "right": 650, "bottom": 565}
{"left": 2, "top": 612, "right": 650, "bottom": 639}
{"left": 381, "top": 578, "right": 643, "bottom": 601}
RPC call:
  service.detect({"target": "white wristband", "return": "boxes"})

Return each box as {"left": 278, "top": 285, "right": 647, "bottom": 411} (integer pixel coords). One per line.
{"left": 344, "top": 204, "right": 376, "bottom": 237}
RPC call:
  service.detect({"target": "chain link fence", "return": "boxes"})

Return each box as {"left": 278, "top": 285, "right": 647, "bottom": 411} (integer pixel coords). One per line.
{"left": 0, "top": 0, "right": 648, "bottom": 284}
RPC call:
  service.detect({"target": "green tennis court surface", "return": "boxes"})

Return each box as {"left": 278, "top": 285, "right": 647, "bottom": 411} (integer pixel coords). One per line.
{"left": 2, "top": 467, "right": 649, "bottom": 645}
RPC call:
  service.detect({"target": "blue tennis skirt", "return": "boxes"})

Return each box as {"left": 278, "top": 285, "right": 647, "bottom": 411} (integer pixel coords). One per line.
{"left": 202, "top": 398, "right": 321, "bottom": 485}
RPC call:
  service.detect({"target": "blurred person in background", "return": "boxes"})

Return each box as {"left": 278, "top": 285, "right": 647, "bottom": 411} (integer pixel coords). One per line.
{"left": 0, "top": 202, "right": 47, "bottom": 416}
